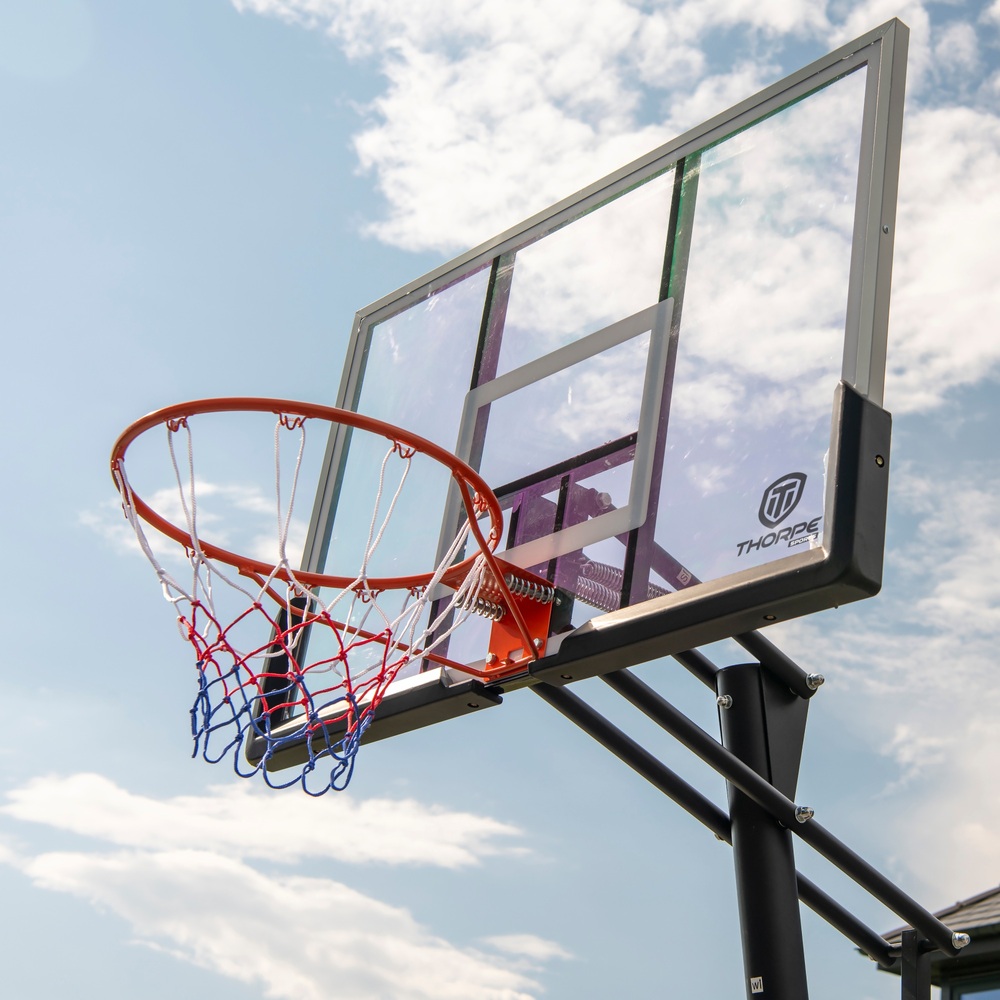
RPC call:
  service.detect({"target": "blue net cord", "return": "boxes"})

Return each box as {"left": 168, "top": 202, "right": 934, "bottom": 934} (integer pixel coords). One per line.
{"left": 179, "top": 594, "right": 418, "bottom": 794}
{"left": 189, "top": 663, "right": 369, "bottom": 795}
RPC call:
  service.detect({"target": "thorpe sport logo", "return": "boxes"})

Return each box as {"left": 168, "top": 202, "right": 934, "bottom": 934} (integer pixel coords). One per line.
{"left": 758, "top": 472, "right": 806, "bottom": 528}
{"left": 736, "top": 472, "right": 821, "bottom": 557}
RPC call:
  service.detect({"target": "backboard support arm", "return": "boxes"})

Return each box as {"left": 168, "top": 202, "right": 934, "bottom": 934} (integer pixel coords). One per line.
{"left": 532, "top": 678, "right": 896, "bottom": 970}
{"left": 533, "top": 634, "right": 968, "bottom": 991}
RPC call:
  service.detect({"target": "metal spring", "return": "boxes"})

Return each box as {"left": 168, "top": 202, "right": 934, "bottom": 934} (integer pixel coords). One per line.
{"left": 579, "top": 562, "right": 673, "bottom": 603}
{"left": 579, "top": 559, "right": 625, "bottom": 590}
{"left": 576, "top": 561, "right": 673, "bottom": 606}
{"left": 460, "top": 595, "right": 506, "bottom": 621}
{"left": 575, "top": 577, "right": 622, "bottom": 614}
{"left": 503, "top": 574, "right": 555, "bottom": 604}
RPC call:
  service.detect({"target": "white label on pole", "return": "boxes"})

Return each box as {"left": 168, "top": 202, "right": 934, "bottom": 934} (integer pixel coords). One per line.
{"left": 750, "top": 976, "right": 764, "bottom": 994}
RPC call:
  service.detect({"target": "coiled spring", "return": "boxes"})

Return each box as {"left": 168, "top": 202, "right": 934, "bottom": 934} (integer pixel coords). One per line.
{"left": 575, "top": 577, "right": 622, "bottom": 613}
{"left": 503, "top": 574, "right": 555, "bottom": 604}
{"left": 460, "top": 595, "right": 506, "bottom": 621}
{"left": 580, "top": 559, "right": 624, "bottom": 589}
{"left": 574, "top": 565, "right": 672, "bottom": 611}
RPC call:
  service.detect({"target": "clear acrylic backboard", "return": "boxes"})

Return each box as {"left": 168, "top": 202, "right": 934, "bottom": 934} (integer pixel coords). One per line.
{"left": 263, "top": 19, "right": 907, "bottom": 762}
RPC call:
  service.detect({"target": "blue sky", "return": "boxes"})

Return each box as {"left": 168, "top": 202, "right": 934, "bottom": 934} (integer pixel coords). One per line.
{"left": 1, "top": 1, "right": 999, "bottom": 997}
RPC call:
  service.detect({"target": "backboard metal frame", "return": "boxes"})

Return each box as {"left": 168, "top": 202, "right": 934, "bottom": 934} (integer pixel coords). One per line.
{"left": 260, "top": 19, "right": 907, "bottom": 755}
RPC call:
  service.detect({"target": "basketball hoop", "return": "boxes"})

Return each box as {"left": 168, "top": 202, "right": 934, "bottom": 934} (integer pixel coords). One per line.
{"left": 111, "top": 398, "right": 554, "bottom": 793}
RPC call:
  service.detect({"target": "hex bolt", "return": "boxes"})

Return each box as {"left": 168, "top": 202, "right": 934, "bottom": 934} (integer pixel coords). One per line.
{"left": 882, "top": 224, "right": 890, "bottom": 234}
{"left": 953, "top": 932, "right": 971, "bottom": 950}
{"left": 875, "top": 454, "right": 885, "bottom": 468}
{"left": 717, "top": 694, "right": 733, "bottom": 710}
{"left": 794, "top": 805, "right": 815, "bottom": 823}
{"left": 806, "top": 673, "right": 825, "bottom": 691}
{"left": 533, "top": 638, "right": 544, "bottom": 650}
{"left": 486, "top": 652, "right": 499, "bottom": 666}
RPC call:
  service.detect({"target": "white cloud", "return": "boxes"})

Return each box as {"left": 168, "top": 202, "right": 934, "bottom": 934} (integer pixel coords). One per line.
{"left": 880, "top": 723, "right": 952, "bottom": 790}
{"left": 0, "top": 775, "right": 560, "bottom": 998}
{"left": 2, "top": 773, "right": 525, "bottom": 868}
{"left": 659, "top": 62, "right": 777, "bottom": 133}
{"left": 893, "top": 471, "right": 1000, "bottom": 635}
{"left": 481, "top": 934, "right": 574, "bottom": 962}
{"left": 14, "top": 847, "right": 546, "bottom": 1000}
{"left": 778, "top": 463, "right": 1000, "bottom": 898}
{"left": 84, "top": 481, "right": 310, "bottom": 568}
{"left": 351, "top": 41, "right": 648, "bottom": 251}
{"left": 231, "top": 0, "right": 830, "bottom": 251}
{"left": 934, "top": 20, "right": 980, "bottom": 77}
{"left": 886, "top": 104, "right": 1000, "bottom": 410}
{"left": 233, "top": 0, "right": 1000, "bottom": 415}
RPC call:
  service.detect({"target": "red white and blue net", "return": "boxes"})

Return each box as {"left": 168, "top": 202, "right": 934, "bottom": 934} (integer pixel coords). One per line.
{"left": 110, "top": 400, "right": 513, "bottom": 794}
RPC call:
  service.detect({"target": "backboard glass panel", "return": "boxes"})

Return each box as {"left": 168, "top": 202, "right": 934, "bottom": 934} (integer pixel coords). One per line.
{"left": 270, "top": 20, "right": 907, "bottom": 758}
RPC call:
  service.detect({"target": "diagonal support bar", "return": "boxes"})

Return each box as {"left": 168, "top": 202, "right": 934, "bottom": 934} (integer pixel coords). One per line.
{"left": 736, "top": 631, "right": 816, "bottom": 699}
{"left": 532, "top": 681, "right": 730, "bottom": 839}
{"left": 599, "top": 669, "right": 963, "bottom": 957}
{"left": 532, "top": 681, "right": 896, "bottom": 968}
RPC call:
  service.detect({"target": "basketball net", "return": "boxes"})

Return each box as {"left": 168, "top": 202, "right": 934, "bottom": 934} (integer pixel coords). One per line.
{"left": 111, "top": 400, "right": 551, "bottom": 794}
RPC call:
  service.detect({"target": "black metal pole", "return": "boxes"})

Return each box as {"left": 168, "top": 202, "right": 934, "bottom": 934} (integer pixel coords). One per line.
{"left": 795, "top": 875, "right": 895, "bottom": 969}
{"left": 900, "top": 930, "right": 931, "bottom": 1000}
{"left": 672, "top": 648, "right": 718, "bottom": 689}
{"left": 717, "top": 664, "right": 810, "bottom": 999}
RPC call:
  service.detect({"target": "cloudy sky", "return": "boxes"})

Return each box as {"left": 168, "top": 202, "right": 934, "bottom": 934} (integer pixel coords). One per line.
{"left": 1, "top": 1, "right": 999, "bottom": 997}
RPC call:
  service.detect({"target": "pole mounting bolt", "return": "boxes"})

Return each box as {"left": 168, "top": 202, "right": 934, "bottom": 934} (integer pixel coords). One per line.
{"left": 806, "top": 673, "right": 825, "bottom": 691}
{"left": 717, "top": 694, "right": 733, "bottom": 709}
{"left": 794, "top": 805, "right": 815, "bottom": 823}
{"left": 952, "top": 932, "right": 971, "bottom": 950}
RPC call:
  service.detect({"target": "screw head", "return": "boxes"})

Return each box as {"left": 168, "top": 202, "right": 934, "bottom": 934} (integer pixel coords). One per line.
{"left": 533, "top": 638, "right": 544, "bottom": 650}
{"left": 485, "top": 652, "right": 499, "bottom": 666}
{"left": 794, "top": 805, "right": 815, "bottom": 824}
{"left": 882, "top": 224, "right": 890, "bottom": 234}
{"left": 806, "top": 673, "right": 825, "bottom": 691}
{"left": 763, "top": 614, "right": 777, "bottom": 622}
{"left": 717, "top": 694, "right": 733, "bottom": 710}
